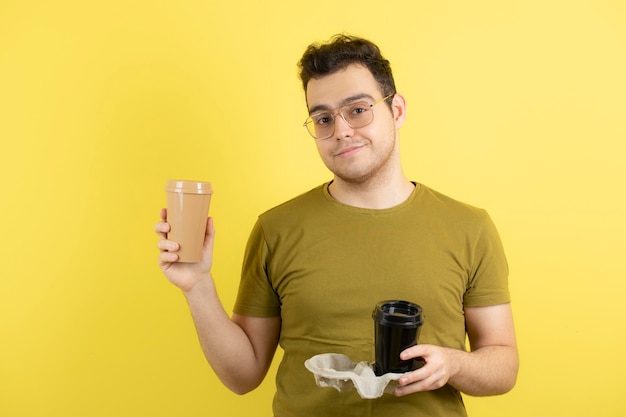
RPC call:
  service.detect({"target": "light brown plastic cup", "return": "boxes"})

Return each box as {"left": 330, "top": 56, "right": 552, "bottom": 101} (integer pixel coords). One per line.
{"left": 165, "top": 180, "right": 213, "bottom": 263}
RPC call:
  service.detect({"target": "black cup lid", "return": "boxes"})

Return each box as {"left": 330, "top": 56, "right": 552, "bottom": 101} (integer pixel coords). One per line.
{"left": 372, "top": 300, "right": 424, "bottom": 327}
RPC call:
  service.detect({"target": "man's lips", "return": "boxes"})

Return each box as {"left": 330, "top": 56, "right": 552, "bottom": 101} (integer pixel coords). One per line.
{"left": 335, "top": 144, "right": 365, "bottom": 157}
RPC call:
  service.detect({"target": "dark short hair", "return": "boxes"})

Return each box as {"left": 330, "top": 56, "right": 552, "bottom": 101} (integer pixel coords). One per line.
{"left": 298, "top": 34, "right": 396, "bottom": 100}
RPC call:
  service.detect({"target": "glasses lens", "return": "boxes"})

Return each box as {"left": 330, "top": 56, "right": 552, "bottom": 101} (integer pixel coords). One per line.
{"left": 306, "top": 112, "right": 334, "bottom": 139}
{"left": 341, "top": 101, "right": 373, "bottom": 129}
{"left": 304, "top": 100, "right": 378, "bottom": 139}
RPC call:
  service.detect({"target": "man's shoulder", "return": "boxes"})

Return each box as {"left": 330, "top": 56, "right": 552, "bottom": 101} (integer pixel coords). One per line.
{"left": 259, "top": 183, "right": 328, "bottom": 220}
{"left": 417, "top": 183, "right": 490, "bottom": 220}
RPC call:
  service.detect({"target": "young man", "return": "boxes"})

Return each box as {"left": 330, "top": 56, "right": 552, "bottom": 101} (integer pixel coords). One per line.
{"left": 155, "top": 34, "right": 518, "bottom": 416}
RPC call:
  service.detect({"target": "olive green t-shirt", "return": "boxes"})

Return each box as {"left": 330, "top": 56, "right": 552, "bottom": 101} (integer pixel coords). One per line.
{"left": 234, "top": 182, "right": 510, "bottom": 417}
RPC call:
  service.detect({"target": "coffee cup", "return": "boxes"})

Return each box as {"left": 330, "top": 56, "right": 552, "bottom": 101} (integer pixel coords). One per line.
{"left": 164, "top": 180, "right": 213, "bottom": 262}
{"left": 372, "top": 300, "right": 424, "bottom": 375}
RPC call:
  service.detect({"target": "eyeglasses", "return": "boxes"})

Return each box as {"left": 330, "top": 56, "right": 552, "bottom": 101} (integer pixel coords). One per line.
{"left": 303, "top": 94, "right": 393, "bottom": 140}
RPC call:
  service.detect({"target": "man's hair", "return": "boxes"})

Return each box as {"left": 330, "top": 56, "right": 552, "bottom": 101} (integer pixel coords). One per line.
{"left": 298, "top": 34, "right": 396, "bottom": 100}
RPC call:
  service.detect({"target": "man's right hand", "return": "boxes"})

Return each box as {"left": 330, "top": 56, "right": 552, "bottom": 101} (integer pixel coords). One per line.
{"left": 154, "top": 208, "right": 215, "bottom": 293}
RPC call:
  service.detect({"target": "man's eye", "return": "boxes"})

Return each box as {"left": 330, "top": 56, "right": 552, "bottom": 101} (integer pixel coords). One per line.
{"left": 313, "top": 114, "right": 332, "bottom": 125}
{"left": 348, "top": 103, "right": 370, "bottom": 115}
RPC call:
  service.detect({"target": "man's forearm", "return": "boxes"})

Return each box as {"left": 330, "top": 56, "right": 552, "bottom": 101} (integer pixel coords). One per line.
{"left": 183, "top": 276, "right": 268, "bottom": 395}
{"left": 447, "top": 345, "right": 519, "bottom": 396}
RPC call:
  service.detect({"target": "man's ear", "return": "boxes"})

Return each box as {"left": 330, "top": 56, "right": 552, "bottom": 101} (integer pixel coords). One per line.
{"left": 391, "top": 93, "right": 407, "bottom": 128}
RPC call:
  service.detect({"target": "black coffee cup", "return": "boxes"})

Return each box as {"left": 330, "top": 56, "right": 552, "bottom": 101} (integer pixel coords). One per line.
{"left": 372, "top": 300, "right": 424, "bottom": 376}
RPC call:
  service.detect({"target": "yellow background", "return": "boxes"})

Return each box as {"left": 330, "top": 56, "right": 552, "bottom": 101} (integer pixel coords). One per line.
{"left": 1, "top": 0, "right": 625, "bottom": 416}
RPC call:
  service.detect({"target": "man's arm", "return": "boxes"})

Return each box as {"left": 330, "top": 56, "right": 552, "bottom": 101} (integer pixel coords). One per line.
{"left": 156, "top": 212, "right": 280, "bottom": 395}
{"left": 183, "top": 280, "right": 281, "bottom": 395}
{"left": 394, "top": 303, "right": 518, "bottom": 397}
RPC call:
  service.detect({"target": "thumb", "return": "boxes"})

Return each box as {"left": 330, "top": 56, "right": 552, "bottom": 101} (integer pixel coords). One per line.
{"left": 203, "top": 217, "right": 215, "bottom": 249}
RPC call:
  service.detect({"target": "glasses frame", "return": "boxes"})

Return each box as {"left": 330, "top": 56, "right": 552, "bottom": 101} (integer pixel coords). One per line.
{"left": 303, "top": 94, "right": 394, "bottom": 140}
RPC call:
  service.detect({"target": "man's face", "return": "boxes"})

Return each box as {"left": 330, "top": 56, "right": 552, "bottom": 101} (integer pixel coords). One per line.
{"left": 305, "top": 64, "right": 405, "bottom": 185}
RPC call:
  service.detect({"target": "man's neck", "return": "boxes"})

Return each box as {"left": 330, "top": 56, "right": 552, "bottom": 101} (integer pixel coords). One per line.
{"left": 327, "top": 176, "right": 415, "bottom": 209}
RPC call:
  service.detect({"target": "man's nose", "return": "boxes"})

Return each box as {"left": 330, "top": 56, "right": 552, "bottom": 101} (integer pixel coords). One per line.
{"left": 333, "top": 113, "right": 354, "bottom": 139}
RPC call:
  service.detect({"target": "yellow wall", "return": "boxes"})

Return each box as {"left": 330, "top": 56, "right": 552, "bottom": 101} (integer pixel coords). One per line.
{"left": 1, "top": 1, "right": 625, "bottom": 416}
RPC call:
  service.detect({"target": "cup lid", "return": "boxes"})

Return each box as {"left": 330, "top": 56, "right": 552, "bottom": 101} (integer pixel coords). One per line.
{"left": 165, "top": 180, "right": 213, "bottom": 194}
{"left": 372, "top": 300, "right": 423, "bottom": 327}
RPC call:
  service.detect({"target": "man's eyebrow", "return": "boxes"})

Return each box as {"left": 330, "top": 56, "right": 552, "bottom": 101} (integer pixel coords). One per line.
{"left": 308, "top": 93, "right": 375, "bottom": 115}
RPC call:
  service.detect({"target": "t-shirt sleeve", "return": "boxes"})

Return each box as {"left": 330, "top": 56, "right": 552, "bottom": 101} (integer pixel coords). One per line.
{"left": 232, "top": 218, "right": 282, "bottom": 317}
{"left": 463, "top": 211, "right": 511, "bottom": 307}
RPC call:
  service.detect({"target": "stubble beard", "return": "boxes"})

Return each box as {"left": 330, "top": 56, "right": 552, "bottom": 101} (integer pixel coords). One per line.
{"left": 325, "top": 132, "right": 399, "bottom": 188}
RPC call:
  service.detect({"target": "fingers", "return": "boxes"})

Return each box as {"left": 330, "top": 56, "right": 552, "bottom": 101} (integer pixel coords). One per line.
{"left": 155, "top": 208, "right": 177, "bottom": 263}
{"left": 159, "top": 251, "right": 179, "bottom": 266}
{"left": 157, "top": 238, "right": 179, "bottom": 253}
{"left": 154, "top": 208, "right": 171, "bottom": 239}
{"left": 394, "top": 345, "right": 449, "bottom": 396}
{"left": 395, "top": 371, "right": 445, "bottom": 396}
{"left": 155, "top": 211, "right": 214, "bottom": 268}
{"left": 154, "top": 221, "right": 169, "bottom": 236}
{"left": 400, "top": 344, "right": 427, "bottom": 361}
